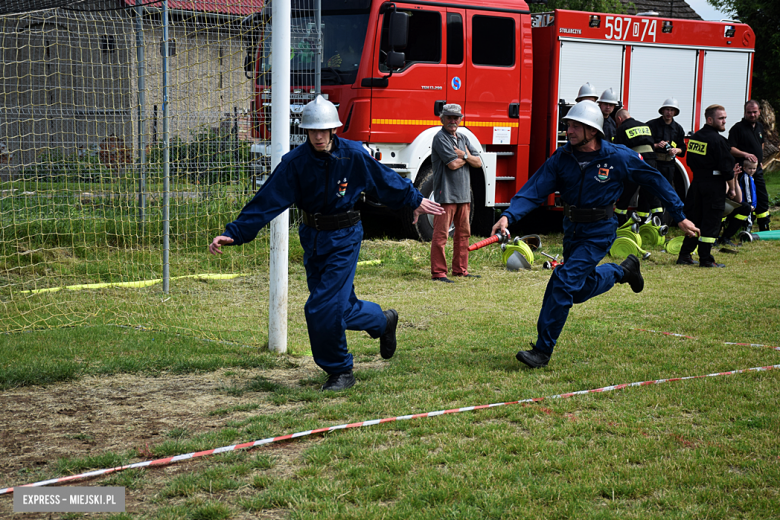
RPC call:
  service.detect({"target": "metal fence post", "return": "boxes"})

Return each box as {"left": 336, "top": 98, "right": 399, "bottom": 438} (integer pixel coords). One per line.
{"left": 162, "top": 0, "right": 170, "bottom": 294}
{"left": 136, "top": 1, "right": 147, "bottom": 228}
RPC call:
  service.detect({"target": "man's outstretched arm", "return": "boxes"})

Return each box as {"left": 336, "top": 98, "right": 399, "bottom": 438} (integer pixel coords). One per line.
{"left": 412, "top": 198, "right": 445, "bottom": 224}
{"left": 209, "top": 236, "right": 234, "bottom": 255}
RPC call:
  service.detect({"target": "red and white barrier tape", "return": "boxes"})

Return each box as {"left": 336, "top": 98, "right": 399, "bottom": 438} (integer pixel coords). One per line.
{"left": 636, "top": 329, "right": 779, "bottom": 350}
{"left": 2, "top": 362, "right": 779, "bottom": 496}
{"left": 635, "top": 329, "right": 696, "bottom": 339}
{"left": 724, "top": 342, "right": 780, "bottom": 351}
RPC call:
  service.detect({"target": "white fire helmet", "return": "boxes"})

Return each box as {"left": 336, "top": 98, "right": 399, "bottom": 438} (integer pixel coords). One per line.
{"left": 299, "top": 95, "right": 343, "bottom": 130}
{"left": 658, "top": 98, "right": 680, "bottom": 117}
{"left": 597, "top": 88, "right": 619, "bottom": 105}
{"left": 575, "top": 82, "right": 598, "bottom": 102}
{"left": 562, "top": 100, "right": 605, "bottom": 137}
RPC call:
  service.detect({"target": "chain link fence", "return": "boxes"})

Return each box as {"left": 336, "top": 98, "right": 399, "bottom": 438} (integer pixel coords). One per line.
{"left": 1, "top": 0, "right": 316, "bottom": 345}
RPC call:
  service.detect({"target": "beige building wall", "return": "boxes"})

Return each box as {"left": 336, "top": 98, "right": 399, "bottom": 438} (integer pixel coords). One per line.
{"left": 0, "top": 5, "right": 254, "bottom": 174}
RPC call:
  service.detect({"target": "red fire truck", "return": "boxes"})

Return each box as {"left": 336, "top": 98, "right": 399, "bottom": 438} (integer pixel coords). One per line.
{"left": 245, "top": 1, "right": 755, "bottom": 240}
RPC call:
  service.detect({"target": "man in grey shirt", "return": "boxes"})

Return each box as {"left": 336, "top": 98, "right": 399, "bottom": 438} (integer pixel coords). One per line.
{"left": 430, "top": 103, "right": 483, "bottom": 282}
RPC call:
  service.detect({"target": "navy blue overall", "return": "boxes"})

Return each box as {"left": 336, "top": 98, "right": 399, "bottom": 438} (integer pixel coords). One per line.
{"left": 222, "top": 136, "right": 423, "bottom": 374}
{"left": 502, "top": 139, "right": 686, "bottom": 354}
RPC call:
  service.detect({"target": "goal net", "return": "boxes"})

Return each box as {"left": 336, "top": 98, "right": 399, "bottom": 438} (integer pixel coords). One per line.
{"left": 0, "top": 0, "right": 316, "bottom": 348}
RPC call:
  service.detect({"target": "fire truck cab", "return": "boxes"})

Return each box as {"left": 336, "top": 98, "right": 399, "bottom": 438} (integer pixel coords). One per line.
{"left": 247, "top": 0, "right": 533, "bottom": 239}
{"left": 245, "top": 2, "right": 755, "bottom": 239}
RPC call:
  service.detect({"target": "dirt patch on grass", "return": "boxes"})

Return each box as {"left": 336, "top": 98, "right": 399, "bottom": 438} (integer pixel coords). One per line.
{"left": 0, "top": 358, "right": 385, "bottom": 518}
{"left": 0, "top": 362, "right": 323, "bottom": 473}
{"left": 0, "top": 357, "right": 389, "bottom": 517}
{"left": 0, "top": 361, "right": 322, "bottom": 473}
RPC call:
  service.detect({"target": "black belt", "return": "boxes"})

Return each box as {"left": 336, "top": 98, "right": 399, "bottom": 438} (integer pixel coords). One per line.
{"left": 301, "top": 210, "right": 361, "bottom": 231}
{"left": 563, "top": 204, "right": 614, "bottom": 223}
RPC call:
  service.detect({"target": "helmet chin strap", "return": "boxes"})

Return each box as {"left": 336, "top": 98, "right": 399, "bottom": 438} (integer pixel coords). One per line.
{"left": 575, "top": 128, "right": 599, "bottom": 150}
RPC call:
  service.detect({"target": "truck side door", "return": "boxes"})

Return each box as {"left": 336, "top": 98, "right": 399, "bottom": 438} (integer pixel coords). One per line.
{"left": 367, "top": 4, "right": 447, "bottom": 144}
{"left": 445, "top": 10, "right": 466, "bottom": 112}
{"left": 464, "top": 11, "right": 522, "bottom": 147}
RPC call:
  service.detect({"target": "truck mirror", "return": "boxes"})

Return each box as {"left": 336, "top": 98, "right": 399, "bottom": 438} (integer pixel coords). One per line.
{"left": 386, "top": 50, "right": 405, "bottom": 70}
{"left": 244, "top": 51, "right": 254, "bottom": 74}
{"left": 387, "top": 11, "right": 408, "bottom": 50}
{"left": 363, "top": 7, "right": 408, "bottom": 85}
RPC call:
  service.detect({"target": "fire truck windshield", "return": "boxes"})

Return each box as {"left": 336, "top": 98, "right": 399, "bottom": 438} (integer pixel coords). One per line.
{"left": 289, "top": 13, "right": 369, "bottom": 86}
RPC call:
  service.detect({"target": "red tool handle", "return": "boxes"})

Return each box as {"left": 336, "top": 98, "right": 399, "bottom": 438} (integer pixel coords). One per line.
{"left": 468, "top": 234, "right": 501, "bottom": 251}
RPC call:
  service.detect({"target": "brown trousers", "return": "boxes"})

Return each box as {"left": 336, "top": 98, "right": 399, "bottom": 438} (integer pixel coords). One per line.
{"left": 431, "top": 203, "right": 471, "bottom": 278}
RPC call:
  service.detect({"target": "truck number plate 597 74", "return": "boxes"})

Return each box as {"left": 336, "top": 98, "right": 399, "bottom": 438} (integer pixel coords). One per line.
{"left": 604, "top": 17, "right": 657, "bottom": 43}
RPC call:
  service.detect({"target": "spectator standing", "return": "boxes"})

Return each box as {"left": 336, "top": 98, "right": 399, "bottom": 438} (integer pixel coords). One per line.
{"left": 614, "top": 109, "right": 661, "bottom": 224}
{"left": 575, "top": 82, "right": 598, "bottom": 103}
{"left": 728, "top": 100, "right": 770, "bottom": 230}
{"left": 648, "top": 98, "right": 687, "bottom": 218}
{"left": 677, "top": 104, "right": 740, "bottom": 268}
{"left": 430, "top": 103, "right": 483, "bottom": 282}
{"left": 597, "top": 88, "right": 619, "bottom": 141}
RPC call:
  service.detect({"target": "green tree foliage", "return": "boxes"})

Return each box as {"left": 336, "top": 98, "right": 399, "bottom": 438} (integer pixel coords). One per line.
{"left": 529, "top": 0, "right": 629, "bottom": 14}
{"left": 707, "top": 0, "right": 780, "bottom": 109}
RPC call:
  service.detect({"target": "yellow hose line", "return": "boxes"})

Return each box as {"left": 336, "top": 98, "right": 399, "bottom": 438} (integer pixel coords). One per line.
{"left": 23, "top": 273, "right": 243, "bottom": 295}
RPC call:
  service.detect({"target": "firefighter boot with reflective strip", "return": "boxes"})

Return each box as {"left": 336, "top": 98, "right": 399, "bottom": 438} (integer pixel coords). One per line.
{"left": 615, "top": 207, "right": 628, "bottom": 227}
{"left": 697, "top": 237, "right": 719, "bottom": 266}
{"left": 756, "top": 211, "right": 771, "bottom": 232}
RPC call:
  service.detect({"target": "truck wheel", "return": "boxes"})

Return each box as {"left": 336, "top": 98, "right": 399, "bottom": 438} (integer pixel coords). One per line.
{"left": 469, "top": 170, "right": 496, "bottom": 238}
{"left": 404, "top": 166, "right": 474, "bottom": 242}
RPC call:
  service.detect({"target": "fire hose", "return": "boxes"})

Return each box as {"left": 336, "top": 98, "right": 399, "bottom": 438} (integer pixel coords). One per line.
{"left": 739, "top": 230, "right": 780, "bottom": 242}
{"left": 469, "top": 234, "right": 541, "bottom": 271}
{"left": 468, "top": 233, "right": 509, "bottom": 251}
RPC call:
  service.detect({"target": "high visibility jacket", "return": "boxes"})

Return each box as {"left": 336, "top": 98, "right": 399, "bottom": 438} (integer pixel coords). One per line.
{"left": 615, "top": 117, "right": 655, "bottom": 157}
{"left": 686, "top": 125, "right": 735, "bottom": 182}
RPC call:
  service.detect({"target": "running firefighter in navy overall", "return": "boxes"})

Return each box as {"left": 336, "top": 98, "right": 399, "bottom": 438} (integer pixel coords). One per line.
{"left": 491, "top": 100, "right": 700, "bottom": 368}
{"left": 209, "top": 96, "right": 444, "bottom": 391}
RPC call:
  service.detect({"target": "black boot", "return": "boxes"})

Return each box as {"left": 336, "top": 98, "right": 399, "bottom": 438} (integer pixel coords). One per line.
{"left": 380, "top": 309, "right": 398, "bottom": 359}
{"left": 321, "top": 370, "right": 356, "bottom": 391}
{"left": 676, "top": 255, "right": 698, "bottom": 265}
{"left": 619, "top": 254, "right": 644, "bottom": 293}
{"left": 516, "top": 344, "right": 551, "bottom": 368}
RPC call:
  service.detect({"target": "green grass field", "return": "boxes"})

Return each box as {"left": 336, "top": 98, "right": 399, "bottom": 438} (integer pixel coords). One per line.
{"left": 1, "top": 208, "right": 779, "bottom": 518}
{"left": 765, "top": 168, "right": 780, "bottom": 205}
